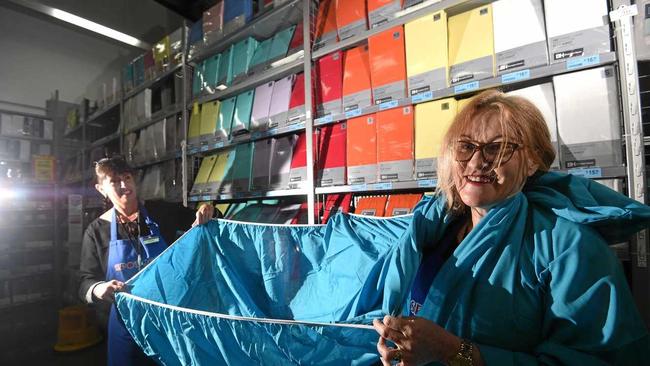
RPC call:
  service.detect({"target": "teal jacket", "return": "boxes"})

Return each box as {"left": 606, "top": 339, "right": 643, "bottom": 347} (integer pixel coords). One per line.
{"left": 116, "top": 172, "right": 650, "bottom": 365}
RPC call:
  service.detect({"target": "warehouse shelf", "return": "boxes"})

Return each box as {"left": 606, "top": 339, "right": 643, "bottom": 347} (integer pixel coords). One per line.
{"left": 124, "top": 63, "right": 183, "bottom": 100}
{"left": 188, "top": 0, "right": 303, "bottom": 64}
{"left": 124, "top": 104, "right": 183, "bottom": 134}
{"left": 312, "top": 0, "right": 487, "bottom": 60}
{"left": 314, "top": 165, "right": 627, "bottom": 195}
{"left": 187, "top": 121, "right": 305, "bottom": 156}
{"left": 192, "top": 55, "right": 304, "bottom": 105}
{"left": 131, "top": 151, "right": 181, "bottom": 169}
{"left": 314, "top": 52, "right": 617, "bottom": 126}
{"left": 0, "top": 134, "right": 53, "bottom": 143}
{"left": 88, "top": 131, "right": 120, "bottom": 148}
{"left": 188, "top": 187, "right": 308, "bottom": 203}
{"left": 86, "top": 99, "right": 120, "bottom": 125}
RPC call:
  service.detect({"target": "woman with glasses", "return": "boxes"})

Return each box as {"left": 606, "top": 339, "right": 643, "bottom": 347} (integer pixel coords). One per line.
{"left": 373, "top": 90, "right": 649, "bottom": 365}
{"left": 79, "top": 156, "right": 216, "bottom": 366}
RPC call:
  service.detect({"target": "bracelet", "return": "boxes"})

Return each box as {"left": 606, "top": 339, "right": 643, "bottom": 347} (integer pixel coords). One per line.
{"left": 447, "top": 338, "right": 473, "bottom": 366}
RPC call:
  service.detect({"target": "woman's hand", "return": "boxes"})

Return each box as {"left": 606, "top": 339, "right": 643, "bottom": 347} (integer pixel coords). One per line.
{"left": 373, "top": 315, "right": 461, "bottom": 366}
{"left": 193, "top": 203, "right": 214, "bottom": 226}
{"left": 92, "top": 280, "right": 125, "bottom": 302}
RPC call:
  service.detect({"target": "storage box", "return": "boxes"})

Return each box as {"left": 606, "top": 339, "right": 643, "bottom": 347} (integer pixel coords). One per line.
{"left": 448, "top": 5, "right": 495, "bottom": 84}
{"left": 405, "top": 10, "right": 448, "bottom": 96}
{"left": 346, "top": 114, "right": 377, "bottom": 184}
{"left": 369, "top": 26, "right": 407, "bottom": 104}
{"left": 377, "top": 106, "right": 414, "bottom": 182}
{"left": 414, "top": 98, "right": 457, "bottom": 179}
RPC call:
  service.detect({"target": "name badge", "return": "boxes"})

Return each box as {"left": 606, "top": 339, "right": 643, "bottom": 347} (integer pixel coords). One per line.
{"left": 141, "top": 236, "right": 160, "bottom": 245}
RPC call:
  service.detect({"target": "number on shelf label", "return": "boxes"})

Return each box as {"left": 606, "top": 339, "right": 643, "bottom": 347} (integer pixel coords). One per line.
{"left": 501, "top": 69, "right": 531, "bottom": 84}
{"left": 379, "top": 100, "right": 399, "bottom": 111}
{"left": 411, "top": 91, "right": 434, "bottom": 104}
{"left": 566, "top": 55, "right": 600, "bottom": 70}
{"left": 372, "top": 182, "right": 393, "bottom": 190}
{"left": 454, "top": 81, "right": 480, "bottom": 94}
{"left": 351, "top": 184, "right": 368, "bottom": 192}
{"left": 315, "top": 115, "right": 333, "bottom": 125}
{"left": 417, "top": 179, "right": 437, "bottom": 188}
{"left": 568, "top": 167, "right": 603, "bottom": 179}
{"left": 345, "top": 108, "right": 362, "bottom": 118}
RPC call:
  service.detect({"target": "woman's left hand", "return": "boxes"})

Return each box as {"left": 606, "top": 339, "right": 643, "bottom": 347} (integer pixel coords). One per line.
{"left": 373, "top": 315, "right": 461, "bottom": 366}
{"left": 193, "top": 203, "right": 214, "bottom": 226}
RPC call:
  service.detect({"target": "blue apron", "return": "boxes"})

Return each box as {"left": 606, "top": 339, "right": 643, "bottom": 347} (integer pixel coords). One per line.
{"left": 106, "top": 206, "right": 167, "bottom": 366}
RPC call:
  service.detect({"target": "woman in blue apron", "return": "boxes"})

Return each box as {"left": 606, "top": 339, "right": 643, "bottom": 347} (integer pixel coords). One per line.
{"left": 79, "top": 156, "right": 215, "bottom": 365}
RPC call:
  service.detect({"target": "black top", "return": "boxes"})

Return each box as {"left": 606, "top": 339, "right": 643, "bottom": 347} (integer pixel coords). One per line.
{"left": 78, "top": 200, "right": 199, "bottom": 302}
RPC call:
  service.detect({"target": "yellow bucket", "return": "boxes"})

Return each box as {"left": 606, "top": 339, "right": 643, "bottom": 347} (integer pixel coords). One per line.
{"left": 54, "top": 304, "right": 103, "bottom": 352}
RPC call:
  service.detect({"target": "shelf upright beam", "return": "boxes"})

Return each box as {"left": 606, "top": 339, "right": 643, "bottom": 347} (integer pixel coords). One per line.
{"left": 303, "top": 0, "right": 316, "bottom": 225}
{"left": 611, "top": 2, "right": 649, "bottom": 325}
{"left": 182, "top": 21, "right": 190, "bottom": 207}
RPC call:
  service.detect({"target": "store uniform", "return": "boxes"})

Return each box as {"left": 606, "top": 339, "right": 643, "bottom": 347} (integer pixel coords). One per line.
{"left": 79, "top": 200, "right": 208, "bottom": 365}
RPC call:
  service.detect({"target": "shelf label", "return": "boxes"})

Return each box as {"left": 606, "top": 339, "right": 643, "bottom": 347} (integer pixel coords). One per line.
{"left": 214, "top": 141, "right": 225, "bottom": 149}
{"left": 200, "top": 195, "right": 212, "bottom": 201}
{"left": 351, "top": 184, "right": 368, "bottom": 192}
{"left": 251, "top": 131, "right": 263, "bottom": 140}
{"left": 568, "top": 167, "right": 603, "bottom": 178}
{"left": 188, "top": 196, "right": 200, "bottom": 202}
{"left": 454, "top": 81, "right": 480, "bottom": 94}
{"left": 411, "top": 91, "right": 434, "bottom": 104}
{"left": 345, "top": 108, "right": 362, "bottom": 118}
{"left": 315, "top": 115, "right": 333, "bottom": 125}
{"left": 417, "top": 179, "right": 437, "bottom": 188}
{"left": 501, "top": 69, "right": 531, "bottom": 84}
{"left": 609, "top": 5, "right": 638, "bottom": 22}
{"left": 566, "top": 55, "right": 600, "bottom": 70}
{"left": 188, "top": 147, "right": 199, "bottom": 155}
{"left": 379, "top": 100, "right": 399, "bottom": 111}
{"left": 371, "top": 182, "right": 393, "bottom": 190}
{"left": 200, "top": 145, "right": 209, "bottom": 152}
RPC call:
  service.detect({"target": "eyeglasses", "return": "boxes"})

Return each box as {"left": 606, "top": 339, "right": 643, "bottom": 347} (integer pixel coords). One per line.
{"left": 454, "top": 141, "right": 521, "bottom": 165}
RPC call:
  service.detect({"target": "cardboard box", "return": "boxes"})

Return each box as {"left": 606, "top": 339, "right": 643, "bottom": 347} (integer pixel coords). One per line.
{"left": 342, "top": 45, "right": 373, "bottom": 112}
{"left": 223, "top": 0, "right": 253, "bottom": 34}
{"left": 250, "top": 81, "right": 275, "bottom": 131}
{"left": 287, "top": 73, "right": 307, "bottom": 125}
{"left": 553, "top": 66, "right": 622, "bottom": 168}
{"left": 405, "top": 10, "right": 448, "bottom": 96}
{"left": 231, "top": 37, "right": 259, "bottom": 83}
{"left": 346, "top": 114, "right": 377, "bottom": 184}
{"left": 414, "top": 98, "right": 457, "bottom": 179}
{"left": 268, "top": 25, "right": 296, "bottom": 63}
{"left": 385, "top": 194, "right": 422, "bottom": 216}
{"left": 493, "top": 0, "right": 548, "bottom": 74}
{"left": 335, "top": 0, "right": 367, "bottom": 41}
{"left": 377, "top": 106, "right": 414, "bottom": 182}
{"left": 270, "top": 135, "right": 297, "bottom": 189}
{"left": 268, "top": 75, "right": 294, "bottom": 129}
{"left": 289, "top": 132, "right": 316, "bottom": 189}
{"left": 217, "top": 97, "right": 237, "bottom": 141}
{"left": 251, "top": 139, "right": 273, "bottom": 191}
{"left": 368, "top": 0, "right": 403, "bottom": 28}
{"left": 231, "top": 90, "right": 255, "bottom": 136}
{"left": 369, "top": 26, "right": 407, "bottom": 104}
{"left": 314, "top": 0, "right": 339, "bottom": 51}
{"left": 207, "top": 150, "right": 235, "bottom": 194}
{"left": 316, "top": 51, "right": 344, "bottom": 117}
{"left": 199, "top": 100, "right": 221, "bottom": 143}
{"left": 318, "top": 123, "right": 347, "bottom": 186}
{"left": 191, "top": 155, "right": 217, "bottom": 195}
{"left": 448, "top": 5, "right": 495, "bottom": 84}
{"left": 506, "top": 82, "right": 559, "bottom": 168}
{"left": 188, "top": 103, "right": 202, "bottom": 146}
{"left": 217, "top": 45, "right": 234, "bottom": 87}
{"left": 203, "top": 1, "right": 224, "bottom": 45}
{"left": 544, "top": 0, "right": 610, "bottom": 63}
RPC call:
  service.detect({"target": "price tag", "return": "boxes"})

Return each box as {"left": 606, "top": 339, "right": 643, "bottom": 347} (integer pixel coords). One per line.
{"left": 501, "top": 69, "right": 531, "bottom": 84}
{"left": 379, "top": 100, "right": 399, "bottom": 111}
{"left": 372, "top": 182, "right": 393, "bottom": 190}
{"left": 568, "top": 167, "right": 603, "bottom": 178}
{"left": 200, "top": 145, "right": 209, "bottom": 152}
{"left": 315, "top": 115, "right": 333, "bottom": 125}
{"left": 189, "top": 196, "right": 199, "bottom": 202}
{"left": 351, "top": 184, "right": 368, "bottom": 192}
{"left": 454, "top": 81, "right": 480, "bottom": 94}
{"left": 566, "top": 55, "right": 600, "bottom": 70}
{"left": 345, "top": 108, "right": 362, "bottom": 118}
{"left": 214, "top": 141, "right": 225, "bottom": 149}
{"left": 417, "top": 179, "right": 437, "bottom": 188}
{"left": 200, "top": 195, "right": 212, "bottom": 201}
{"left": 411, "top": 91, "right": 434, "bottom": 104}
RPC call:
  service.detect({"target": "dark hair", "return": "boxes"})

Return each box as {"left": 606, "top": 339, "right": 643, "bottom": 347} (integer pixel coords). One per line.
{"left": 94, "top": 156, "right": 135, "bottom": 184}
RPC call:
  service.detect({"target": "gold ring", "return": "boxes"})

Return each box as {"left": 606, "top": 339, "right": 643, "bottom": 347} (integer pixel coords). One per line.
{"left": 393, "top": 350, "right": 402, "bottom": 362}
